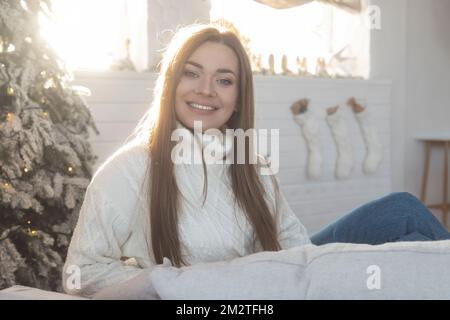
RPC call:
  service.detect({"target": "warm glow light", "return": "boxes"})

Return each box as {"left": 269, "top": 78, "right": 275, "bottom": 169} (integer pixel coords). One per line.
{"left": 38, "top": 0, "right": 148, "bottom": 72}
{"left": 20, "top": 0, "right": 28, "bottom": 11}
{"left": 6, "top": 87, "right": 14, "bottom": 96}
{"left": 43, "top": 78, "right": 55, "bottom": 89}
{"left": 40, "top": 0, "right": 133, "bottom": 71}
{"left": 6, "top": 44, "right": 15, "bottom": 53}
{"left": 68, "top": 166, "right": 73, "bottom": 172}
{"left": 210, "top": 0, "right": 369, "bottom": 77}
{"left": 212, "top": 0, "right": 332, "bottom": 74}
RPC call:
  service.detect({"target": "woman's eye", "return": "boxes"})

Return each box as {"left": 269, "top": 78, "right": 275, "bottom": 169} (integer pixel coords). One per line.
{"left": 183, "top": 70, "right": 198, "bottom": 78}
{"left": 217, "top": 78, "right": 233, "bottom": 86}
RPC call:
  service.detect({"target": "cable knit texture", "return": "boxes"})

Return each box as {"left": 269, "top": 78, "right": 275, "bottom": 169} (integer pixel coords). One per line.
{"left": 62, "top": 126, "right": 310, "bottom": 298}
{"left": 326, "top": 108, "right": 354, "bottom": 179}
{"left": 293, "top": 111, "right": 323, "bottom": 180}
{"left": 355, "top": 110, "right": 383, "bottom": 174}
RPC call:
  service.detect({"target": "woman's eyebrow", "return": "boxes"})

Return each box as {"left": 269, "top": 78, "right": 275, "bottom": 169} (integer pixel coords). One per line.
{"left": 186, "top": 60, "right": 236, "bottom": 77}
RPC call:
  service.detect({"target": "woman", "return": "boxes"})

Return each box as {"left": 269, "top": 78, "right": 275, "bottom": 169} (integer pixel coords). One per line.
{"left": 62, "top": 23, "right": 450, "bottom": 299}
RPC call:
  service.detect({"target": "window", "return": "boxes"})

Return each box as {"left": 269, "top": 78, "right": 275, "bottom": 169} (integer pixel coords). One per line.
{"left": 210, "top": 0, "right": 370, "bottom": 78}
{"left": 40, "top": 0, "right": 148, "bottom": 72}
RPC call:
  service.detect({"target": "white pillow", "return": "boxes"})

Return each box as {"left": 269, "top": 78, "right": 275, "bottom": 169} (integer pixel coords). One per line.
{"left": 150, "top": 240, "right": 450, "bottom": 300}
{"left": 0, "top": 285, "right": 88, "bottom": 300}
{"left": 151, "top": 248, "right": 308, "bottom": 300}
{"left": 303, "top": 240, "right": 450, "bottom": 299}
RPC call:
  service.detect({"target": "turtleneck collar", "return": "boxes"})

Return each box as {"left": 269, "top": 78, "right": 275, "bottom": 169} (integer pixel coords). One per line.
{"left": 173, "top": 121, "right": 234, "bottom": 165}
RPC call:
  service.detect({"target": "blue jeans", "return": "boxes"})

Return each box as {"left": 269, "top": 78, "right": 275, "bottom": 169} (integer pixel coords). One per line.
{"left": 310, "top": 192, "right": 450, "bottom": 245}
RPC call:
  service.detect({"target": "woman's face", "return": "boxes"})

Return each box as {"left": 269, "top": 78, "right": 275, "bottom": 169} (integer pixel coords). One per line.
{"left": 175, "top": 41, "right": 239, "bottom": 131}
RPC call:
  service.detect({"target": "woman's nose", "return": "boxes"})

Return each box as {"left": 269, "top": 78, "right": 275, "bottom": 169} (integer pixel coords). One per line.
{"left": 195, "top": 77, "right": 216, "bottom": 97}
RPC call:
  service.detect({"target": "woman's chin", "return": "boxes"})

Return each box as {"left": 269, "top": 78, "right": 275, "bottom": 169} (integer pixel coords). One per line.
{"left": 182, "top": 119, "right": 221, "bottom": 131}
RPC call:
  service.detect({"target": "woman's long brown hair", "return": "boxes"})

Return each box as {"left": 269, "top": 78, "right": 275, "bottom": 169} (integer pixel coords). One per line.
{"left": 148, "top": 24, "right": 281, "bottom": 267}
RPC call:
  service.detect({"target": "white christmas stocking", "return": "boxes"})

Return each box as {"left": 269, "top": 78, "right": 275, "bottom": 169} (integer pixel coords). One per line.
{"left": 348, "top": 98, "right": 383, "bottom": 174}
{"left": 326, "top": 106, "right": 354, "bottom": 179}
{"left": 291, "top": 99, "right": 323, "bottom": 180}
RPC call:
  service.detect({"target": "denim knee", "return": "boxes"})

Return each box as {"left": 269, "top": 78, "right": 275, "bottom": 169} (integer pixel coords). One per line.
{"left": 386, "top": 192, "right": 419, "bottom": 203}
{"left": 384, "top": 192, "right": 427, "bottom": 216}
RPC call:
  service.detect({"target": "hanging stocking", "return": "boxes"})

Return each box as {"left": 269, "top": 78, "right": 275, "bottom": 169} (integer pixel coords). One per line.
{"left": 326, "top": 106, "right": 354, "bottom": 179}
{"left": 348, "top": 97, "right": 383, "bottom": 174}
{"left": 291, "top": 99, "right": 323, "bottom": 180}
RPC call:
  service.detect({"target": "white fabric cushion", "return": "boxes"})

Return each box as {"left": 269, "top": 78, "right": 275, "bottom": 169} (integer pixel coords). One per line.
{"left": 150, "top": 240, "right": 450, "bottom": 300}
{"left": 0, "top": 285, "right": 88, "bottom": 300}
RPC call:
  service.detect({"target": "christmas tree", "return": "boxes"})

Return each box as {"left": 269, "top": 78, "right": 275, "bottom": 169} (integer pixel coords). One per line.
{"left": 0, "top": 0, "right": 98, "bottom": 292}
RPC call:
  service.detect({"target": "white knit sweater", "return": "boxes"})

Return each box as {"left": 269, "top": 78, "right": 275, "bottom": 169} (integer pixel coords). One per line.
{"left": 63, "top": 127, "right": 311, "bottom": 298}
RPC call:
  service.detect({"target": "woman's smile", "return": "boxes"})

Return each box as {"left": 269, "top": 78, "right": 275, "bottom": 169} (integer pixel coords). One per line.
{"left": 186, "top": 101, "right": 218, "bottom": 112}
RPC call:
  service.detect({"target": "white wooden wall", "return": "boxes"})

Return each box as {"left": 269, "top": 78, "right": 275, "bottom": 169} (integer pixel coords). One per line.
{"left": 74, "top": 72, "right": 392, "bottom": 235}
{"left": 73, "top": 71, "right": 155, "bottom": 166}
{"left": 253, "top": 75, "right": 392, "bottom": 234}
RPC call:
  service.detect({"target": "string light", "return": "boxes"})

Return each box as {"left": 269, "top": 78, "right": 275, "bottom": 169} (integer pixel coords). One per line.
{"left": 6, "top": 86, "right": 15, "bottom": 96}
{"left": 42, "top": 111, "right": 48, "bottom": 117}
{"left": 43, "top": 78, "right": 55, "bottom": 89}
{"left": 24, "top": 167, "right": 29, "bottom": 173}
{"left": 68, "top": 166, "right": 73, "bottom": 173}
{"left": 6, "top": 44, "right": 15, "bottom": 53}
{"left": 6, "top": 113, "right": 13, "bottom": 122}
{"left": 27, "top": 220, "right": 31, "bottom": 225}
{"left": 24, "top": 37, "right": 32, "bottom": 43}
{"left": 29, "top": 229, "right": 38, "bottom": 237}
{"left": 20, "top": 0, "right": 28, "bottom": 10}
{"left": 3, "top": 182, "right": 10, "bottom": 188}
{"left": 40, "top": 71, "right": 47, "bottom": 77}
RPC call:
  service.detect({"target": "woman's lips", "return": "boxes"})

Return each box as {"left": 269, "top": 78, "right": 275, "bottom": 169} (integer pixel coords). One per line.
{"left": 186, "top": 102, "right": 218, "bottom": 114}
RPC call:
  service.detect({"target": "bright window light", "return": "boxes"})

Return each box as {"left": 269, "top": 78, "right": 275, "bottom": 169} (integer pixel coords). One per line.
{"left": 40, "top": 0, "right": 148, "bottom": 72}
{"left": 210, "top": 0, "right": 370, "bottom": 78}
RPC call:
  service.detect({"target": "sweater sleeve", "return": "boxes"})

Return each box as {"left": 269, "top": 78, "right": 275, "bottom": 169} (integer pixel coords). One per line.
{"left": 62, "top": 144, "right": 153, "bottom": 298}
{"left": 275, "top": 184, "right": 312, "bottom": 249}
{"left": 258, "top": 167, "right": 311, "bottom": 249}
